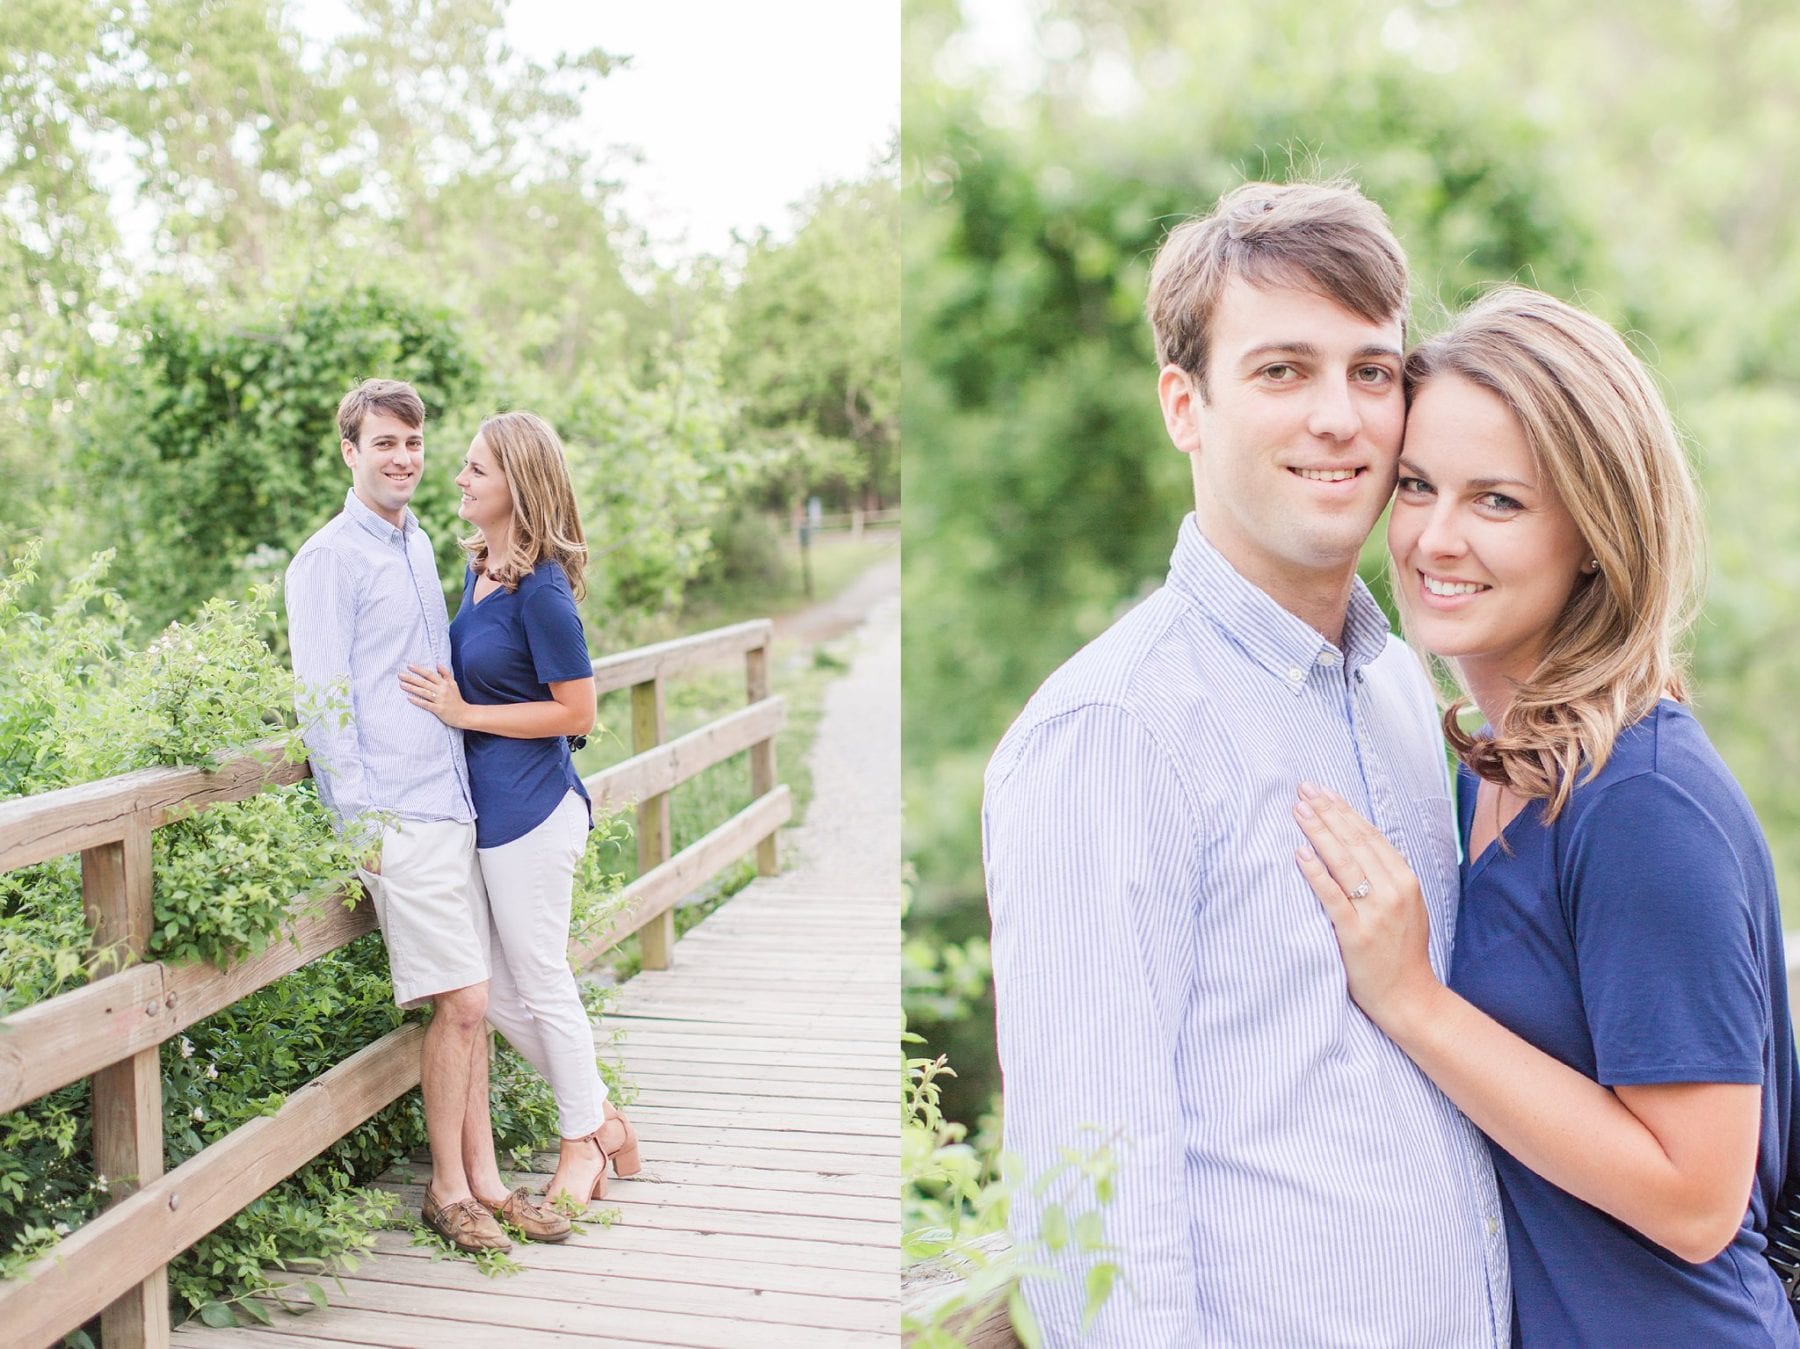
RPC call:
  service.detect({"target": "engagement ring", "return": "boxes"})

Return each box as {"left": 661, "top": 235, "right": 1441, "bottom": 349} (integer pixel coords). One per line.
{"left": 1349, "top": 879, "right": 1372, "bottom": 900}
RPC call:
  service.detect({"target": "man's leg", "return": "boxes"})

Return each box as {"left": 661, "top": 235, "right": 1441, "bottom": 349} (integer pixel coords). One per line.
{"left": 461, "top": 1027, "right": 511, "bottom": 1203}
{"left": 421, "top": 981, "right": 489, "bottom": 1203}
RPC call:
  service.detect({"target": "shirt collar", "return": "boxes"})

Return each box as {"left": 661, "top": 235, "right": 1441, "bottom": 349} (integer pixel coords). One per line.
{"left": 1165, "top": 513, "right": 1393, "bottom": 691}
{"left": 343, "top": 487, "right": 417, "bottom": 544}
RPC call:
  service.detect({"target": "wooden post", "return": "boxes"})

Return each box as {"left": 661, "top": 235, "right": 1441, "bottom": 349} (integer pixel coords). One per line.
{"left": 746, "top": 643, "right": 779, "bottom": 876}
{"left": 81, "top": 815, "right": 169, "bottom": 1349}
{"left": 632, "top": 677, "right": 675, "bottom": 969}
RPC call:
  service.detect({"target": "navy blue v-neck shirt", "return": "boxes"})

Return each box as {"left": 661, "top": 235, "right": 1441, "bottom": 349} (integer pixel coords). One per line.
{"left": 1449, "top": 701, "right": 1800, "bottom": 1345}
{"left": 448, "top": 562, "right": 594, "bottom": 848}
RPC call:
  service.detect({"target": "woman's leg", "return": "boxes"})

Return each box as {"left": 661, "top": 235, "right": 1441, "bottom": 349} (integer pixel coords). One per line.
{"left": 479, "top": 793, "right": 612, "bottom": 1198}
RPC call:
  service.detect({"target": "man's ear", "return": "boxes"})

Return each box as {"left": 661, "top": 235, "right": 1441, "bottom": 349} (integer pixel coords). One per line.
{"left": 1158, "top": 364, "right": 1203, "bottom": 457}
{"left": 341, "top": 438, "right": 358, "bottom": 469}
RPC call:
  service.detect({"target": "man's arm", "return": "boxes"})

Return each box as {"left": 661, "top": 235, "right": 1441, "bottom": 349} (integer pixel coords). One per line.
{"left": 285, "top": 547, "right": 374, "bottom": 830}
{"left": 984, "top": 704, "right": 1201, "bottom": 1344}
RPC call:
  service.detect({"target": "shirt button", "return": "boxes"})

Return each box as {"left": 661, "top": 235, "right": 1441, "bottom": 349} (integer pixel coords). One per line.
{"left": 1286, "top": 666, "right": 1305, "bottom": 684}
{"left": 1486, "top": 1216, "right": 1500, "bottom": 1237}
{"left": 1315, "top": 650, "right": 1338, "bottom": 667}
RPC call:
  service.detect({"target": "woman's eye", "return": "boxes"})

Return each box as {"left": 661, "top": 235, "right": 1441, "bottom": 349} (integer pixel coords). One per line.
{"left": 1478, "top": 492, "right": 1523, "bottom": 512}
{"left": 1396, "top": 477, "right": 1432, "bottom": 495}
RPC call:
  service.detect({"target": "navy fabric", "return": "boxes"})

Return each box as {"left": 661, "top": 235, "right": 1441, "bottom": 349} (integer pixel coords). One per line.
{"left": 449, "top": 562, "right": 594, "bottom": 848}
{"left": 1450, "top": 700, "right": 1800, "bottom": 1346}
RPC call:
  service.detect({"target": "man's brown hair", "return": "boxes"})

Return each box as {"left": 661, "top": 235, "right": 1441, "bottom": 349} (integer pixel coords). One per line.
{"left": 337, "top": 378, "right": 426, "bottom": 446}
{"left": 1146, "top": 179, "right": 1409, "bottom": 396}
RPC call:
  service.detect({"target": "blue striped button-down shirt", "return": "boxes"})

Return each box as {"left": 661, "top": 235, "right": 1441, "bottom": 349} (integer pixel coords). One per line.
{"left": 983, "top": 515, "right": 1509, "bottom": 1346}
{"left": 285, "top": 489, "right": 474, "bottom": 830}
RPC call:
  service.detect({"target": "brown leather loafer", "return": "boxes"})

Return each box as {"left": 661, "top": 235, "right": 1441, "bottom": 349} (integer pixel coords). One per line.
{"left": 482, "top": 1187, "right": 572, "bottom": 1243}
{"left": 422, "top": 1188, "right": 513, "bottom": 1253}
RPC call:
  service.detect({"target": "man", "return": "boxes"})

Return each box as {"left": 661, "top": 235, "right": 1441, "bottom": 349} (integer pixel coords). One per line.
{"left": 982, "top": 182, "right": 1510, "bottom": 1344}
{"left": 286, "top": 379, "right": 567, "bottom": 1252}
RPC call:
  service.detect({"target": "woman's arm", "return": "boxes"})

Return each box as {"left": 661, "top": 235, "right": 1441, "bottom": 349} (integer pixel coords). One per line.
{"left": 400, "top": 664, "right": 596, "bottom": 739}
{"left": 1293, "top": 785, "right": 1759, "bottom": 1264}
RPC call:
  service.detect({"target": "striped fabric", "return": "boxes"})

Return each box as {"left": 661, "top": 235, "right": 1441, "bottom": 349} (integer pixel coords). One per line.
{"left": 285, "top": 489, "right": 475, "bottom": 831}
{"left": 983, "top": 515, "right": 1509, "bottom": 1347}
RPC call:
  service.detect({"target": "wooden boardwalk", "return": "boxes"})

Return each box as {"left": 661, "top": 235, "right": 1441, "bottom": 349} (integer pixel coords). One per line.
{"left": 171, "top": 590, "right": 902, "bottom": 1347}
{"left": 168, "top": 871, "right": 899, "bottom": 1348}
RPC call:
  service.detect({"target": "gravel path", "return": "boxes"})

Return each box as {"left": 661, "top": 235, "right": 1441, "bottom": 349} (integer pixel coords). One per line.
{"left": 777, "top": 557, "right": 901, "bottom": 894}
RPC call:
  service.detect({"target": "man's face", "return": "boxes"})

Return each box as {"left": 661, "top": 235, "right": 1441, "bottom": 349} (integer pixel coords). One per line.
{"left": 342, "top": 409, "right": 424, "bottom": 527}
{"left": 1160, "top": 277, "right": 1405, "bottom": 614}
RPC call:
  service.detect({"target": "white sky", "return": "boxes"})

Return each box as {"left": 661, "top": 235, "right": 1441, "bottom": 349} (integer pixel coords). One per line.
{"left": 293, "top": 0, "right": 899, "bottom": 263}
{"left": 510, "top": 1, "right": 899, "bottom": 259}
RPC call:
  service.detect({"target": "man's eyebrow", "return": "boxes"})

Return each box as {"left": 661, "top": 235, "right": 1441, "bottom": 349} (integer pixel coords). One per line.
{"left": 1238, "top": 341, "right": 1320, "bottom": 364}
{"left": 1236, "top": 341, "right": 1402, "bottom": 365}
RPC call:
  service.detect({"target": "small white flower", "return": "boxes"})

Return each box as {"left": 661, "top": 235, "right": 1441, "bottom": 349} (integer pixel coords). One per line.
{"left": 192, "top": 1106, "right": 206, "bottom": 1122}
{"left": 178, "top": 1037, "right": 195, "bottom": 1059}
{"left": 53, "top": 1221, "right": 69, "bottom": 1236}
{"left": 205, "top": 1063, "right": 219, "bottom": 1080}
{"left": 94, "top": 1174, "right": 108, "bottom": 1192}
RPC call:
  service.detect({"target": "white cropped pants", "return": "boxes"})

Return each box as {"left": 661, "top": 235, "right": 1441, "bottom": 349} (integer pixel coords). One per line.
{"left": 477, "top": 790, "right": 609, "bottom": 1139}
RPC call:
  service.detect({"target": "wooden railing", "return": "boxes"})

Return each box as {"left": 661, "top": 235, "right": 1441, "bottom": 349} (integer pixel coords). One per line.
{"left": 0, "top": 619, "right": 787, "bottom": 1349}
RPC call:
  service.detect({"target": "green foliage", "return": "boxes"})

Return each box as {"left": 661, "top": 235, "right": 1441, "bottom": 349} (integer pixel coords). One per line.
{"left": 727, "top": 156, "right": 902, "bottom": 508}
{"left": 75, "top": 286, "right": 485, "bottom": 637}
{"left": 0, "top": 552, "right": 627, "bottom": 1324}
{"left": 902, "top": 1023, "right": 1119, "bottom": 1347}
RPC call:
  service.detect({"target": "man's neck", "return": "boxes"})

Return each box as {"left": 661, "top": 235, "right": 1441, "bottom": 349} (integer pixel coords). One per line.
{"left": 1192, "top": 519, "right": 1357, "bottom": 649}
{"left": 353, "top": 488, "right": 406, "bottom": 531}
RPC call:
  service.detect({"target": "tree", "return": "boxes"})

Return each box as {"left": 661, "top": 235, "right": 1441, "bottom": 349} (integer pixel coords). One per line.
{"left": 727, "top": 151, "right": 902, "bottom": 513}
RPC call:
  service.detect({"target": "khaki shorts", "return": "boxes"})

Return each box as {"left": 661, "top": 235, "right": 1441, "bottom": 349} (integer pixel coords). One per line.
{"left": 355, "top": 817, "right": 490, "bottom": 1009}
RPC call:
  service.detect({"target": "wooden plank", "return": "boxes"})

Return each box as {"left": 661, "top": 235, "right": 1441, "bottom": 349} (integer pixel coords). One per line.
{"left": 547, "top": 1221, "right": 897, "bottom": 1273}
{"left": 246, "top": 1276, "right": 896, "bottom": 1348}
{"left": 0, "top": 892, "right": 373, "bottom": 1115}
{"left": 83, "top": 816, "right": 168, "bottom": 1349}
{"left": 597, "top": 1202, "right": 898, "bottom": 1249}
{"left": 745, "top": 644, "right": 778, "bottom": 875}
{"left": 584, "top": 697, "right": 784, "bottom": 813}
{"left": 569, "top": 787, "right": 791, "bottom": 968}
{"left": 381, "top": 1179, "right": 897, "bottom": 1228}
{"left": 0, "top": 740, "right": 305, "bottom": 871}
{"left": 624, "top": 1075, "right": 895, "bottom": 1105}
{"left": 574, "top": 1156, "right": 898, "bottom": 1199}
{"left": 615, "top": 1057, "right": 893, "bottom": 1086}
{"left": 363, "top": 1228, "right": 895, "bottom": 1298}
{"left": 323, "top": 1250, "right": 898, "bottom": 1333}
{"left": 631, "top": 678, "right": 675, "bottom": 971}
{"left": 613, "top": 1044, "right": 888, "bottom": 1073}
{"left": 569, "top": 1138, "right": 891, "bottom": 1177}
{"left": 618, "top": 1119, "right": 897, "bottom": 1157}
{"left": 589, "top": 619, "right": 774, "bottom": 696}
{"left": 0, "top": 1027, "right": 423, "bottom": 1349}
{"left": 487, "top": 1168, "right": 899, "bottom": 1222}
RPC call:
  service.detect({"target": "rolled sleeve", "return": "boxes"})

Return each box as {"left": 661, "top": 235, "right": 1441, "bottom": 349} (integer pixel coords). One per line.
{"left": 285, "top": 546, "right": 373, "bottom": 829}
{"left": 983, "top": 703, "right": 1201, "bottom": 1345}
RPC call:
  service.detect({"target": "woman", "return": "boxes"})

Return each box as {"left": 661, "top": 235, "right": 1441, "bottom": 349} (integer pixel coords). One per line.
{"left": 1291, "top": 287, "right": 1800, "bottom": 1344}
{"left": 400, "top": 410, "right": 640, "bottom": 1215}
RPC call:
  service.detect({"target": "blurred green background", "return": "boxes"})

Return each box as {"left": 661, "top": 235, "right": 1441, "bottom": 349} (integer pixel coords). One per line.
{"left": 1, "top": 0, "right": 898, "bottom": 652}
{"left": 902, "top": 0, "right": 1800, "bottom": 1133}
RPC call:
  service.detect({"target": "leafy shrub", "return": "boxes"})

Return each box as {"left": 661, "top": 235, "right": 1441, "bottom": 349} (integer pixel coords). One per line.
{"left": 0, "top": 550, "right": 627, "bottom": 1331}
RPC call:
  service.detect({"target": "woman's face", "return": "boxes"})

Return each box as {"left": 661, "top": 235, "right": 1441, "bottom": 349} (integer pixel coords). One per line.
{"left": 455, "top": 433, "right": 514, "bottom": 534}
{"left": 1387, "top": 373, "right": 1590, "bottom": 693}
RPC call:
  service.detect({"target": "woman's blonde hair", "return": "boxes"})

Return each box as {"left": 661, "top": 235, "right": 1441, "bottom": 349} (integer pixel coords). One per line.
{"left": 461, "top": 410, "right": 588, "bottom": 601}
{"left": 1401, "top": 286, "right": 1702, "bottom": 820}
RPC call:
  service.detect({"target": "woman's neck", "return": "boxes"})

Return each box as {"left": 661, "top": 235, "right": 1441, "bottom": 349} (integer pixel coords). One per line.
{"left": 481, "top": 522, "right": 513, "bottom": 572}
